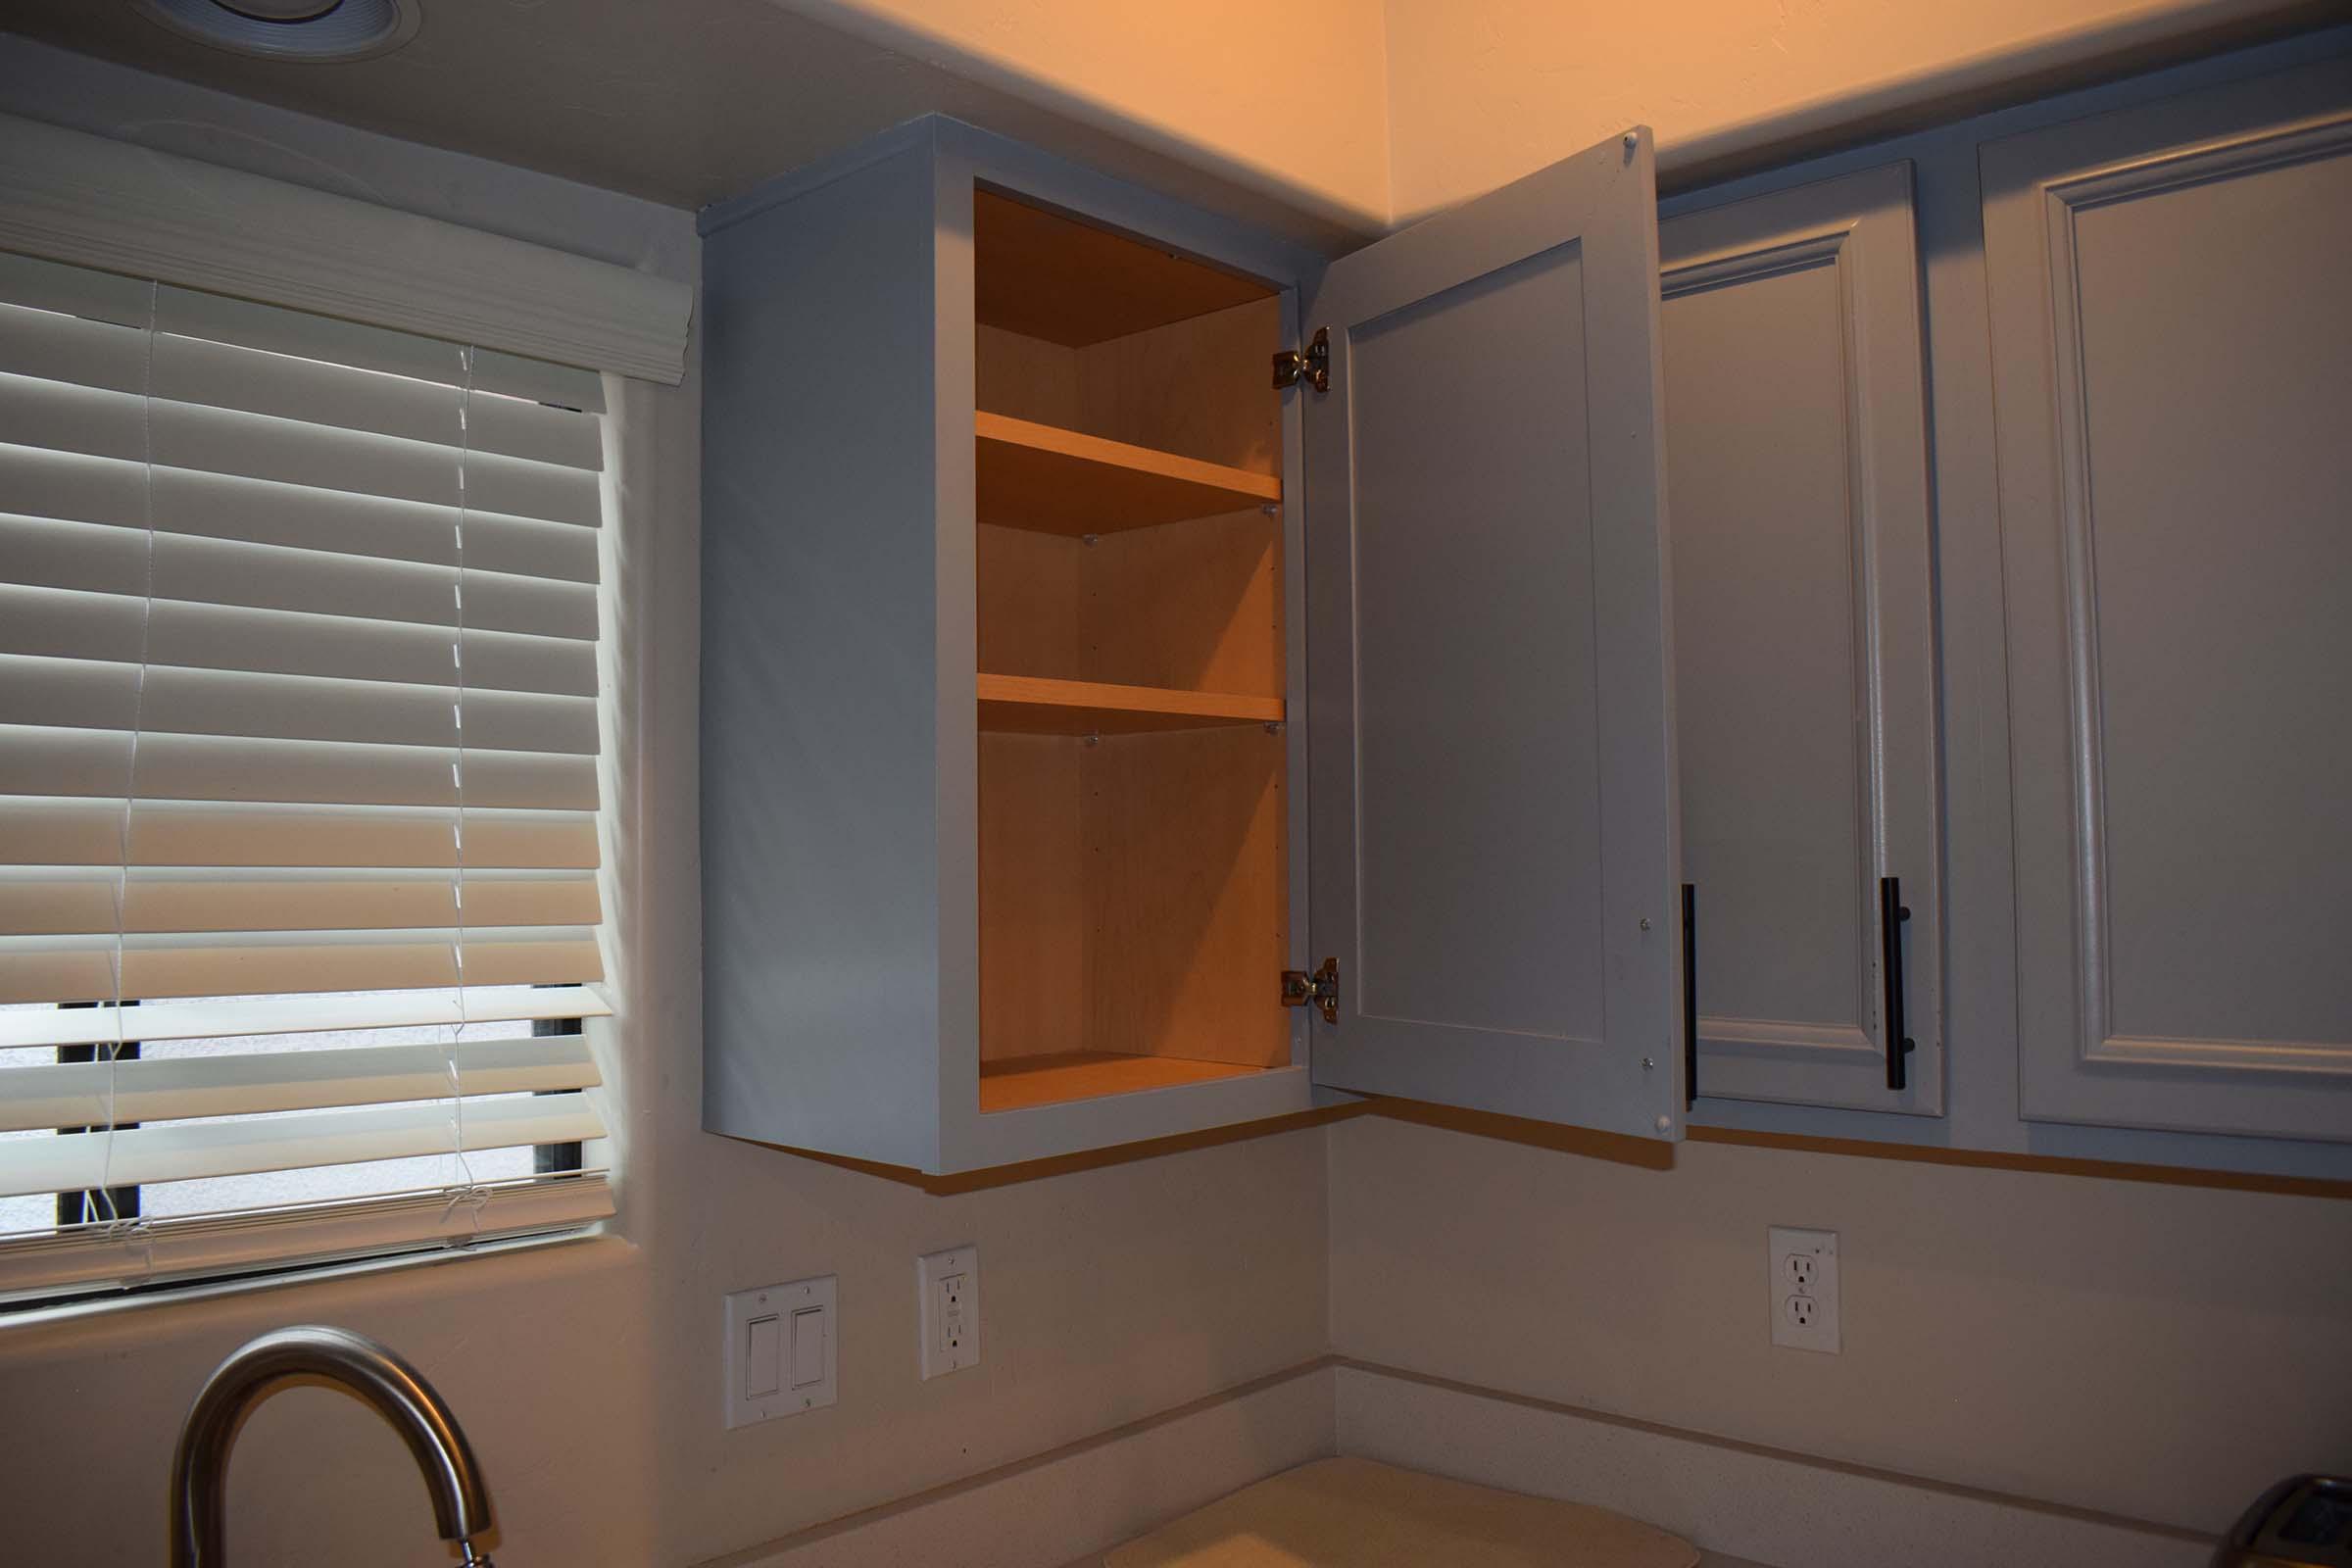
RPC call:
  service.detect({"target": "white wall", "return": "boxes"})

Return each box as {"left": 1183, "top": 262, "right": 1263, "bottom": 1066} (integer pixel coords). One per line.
{"left": 784, "top": 0, "right": 2324, "bottom": 227}
{"left": 780, "top": 0, "right": 1395, "bottom": 232}
{"left": 1385, "top": 0, "right": 2324, "bottom": 218}
{"left": 1328, "top": 1112, "right": 2352, "bottom": 1540}
{"left": 0, "top": 51, "right": 1333, "bottom": 1568}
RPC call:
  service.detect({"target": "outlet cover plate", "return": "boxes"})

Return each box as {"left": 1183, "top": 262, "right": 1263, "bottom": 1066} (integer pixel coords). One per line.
{"left": 916, "top": 1244, "right": 979, "bottom": 1380}
{"left": 1768, "top": 1226, "right": 1840, "bottom": 1352}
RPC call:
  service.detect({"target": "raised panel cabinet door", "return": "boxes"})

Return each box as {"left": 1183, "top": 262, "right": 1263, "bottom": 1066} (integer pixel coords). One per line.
{"left": 1660, "top": 164, "right": 1942, "bottom": 1114}
{"left": 1984, "top": 59, "right": 2352, "bottom": 1142}
{"left": 1300, "top": 128, "right": 1685, "bottom": 1140}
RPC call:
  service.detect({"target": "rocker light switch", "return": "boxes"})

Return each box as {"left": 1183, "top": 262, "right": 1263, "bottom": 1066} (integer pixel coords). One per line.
{"left": 744, "top": 1313, "right": 782, "bottom": 1398}
{"left": 724, "top": 1275, "right": 836, "bottom": 1427}
{"left": 790, "top": 1305, "right": 825, "bottom": 1389}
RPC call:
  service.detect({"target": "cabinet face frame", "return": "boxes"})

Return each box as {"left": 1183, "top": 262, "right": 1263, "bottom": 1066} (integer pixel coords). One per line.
{"left": 929, "top": 123, "right": 1321, "bottom": 1171}
{"left": 1659, "top": 163, "right": 1945, "bottom": 1115}
{"left": 1983, "top": 60, "right": 2352, "bottom": 1143}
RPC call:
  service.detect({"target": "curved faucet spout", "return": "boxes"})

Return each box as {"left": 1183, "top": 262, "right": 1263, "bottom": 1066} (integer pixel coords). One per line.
{"left": 169, "top": 1324, "right": 494, "bottom": 1567}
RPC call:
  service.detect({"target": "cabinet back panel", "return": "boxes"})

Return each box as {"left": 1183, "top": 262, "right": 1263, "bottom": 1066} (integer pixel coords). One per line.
{"left": 1083, "top": 511, "right": 1283, "bottom": 697}
{"left": 977, "top": 514, "right": 1282, "bottom": 697}
{"left": 1081, "top": 725, "right": 1290, "bottom": 1067}
{"left": 976, "top": 727, "right": 1290, "bottom": 1073}
{"left": 975, "top": 298, "right": 1281, "bottom": 475}
{"left": 978, "top": 732, "right": 1088, "bottom": 1062}
{"left": 1070, "top": 299, "right": 1282, "bottom": 476}
{"left": 976, "top": 523, "right": 1088, "bottom": 677}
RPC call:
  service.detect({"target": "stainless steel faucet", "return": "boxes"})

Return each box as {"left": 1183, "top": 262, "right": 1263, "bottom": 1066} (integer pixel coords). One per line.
{"left": 169, "top": 1324, "right": 495, "bottom": 1567}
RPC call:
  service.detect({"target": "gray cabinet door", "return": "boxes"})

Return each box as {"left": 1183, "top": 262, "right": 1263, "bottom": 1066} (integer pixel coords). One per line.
{"left": 1984, "top": 59, "right": 2352, "bottom": 1142}
{"left": 1661, "top": 165, "right": 1943, "bottom": 1115}
{"left": 1301, "top": 129, "right": 1685, "bottom": 1141}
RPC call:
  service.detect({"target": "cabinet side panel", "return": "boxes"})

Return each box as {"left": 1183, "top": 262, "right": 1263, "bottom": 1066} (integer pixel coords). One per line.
{"left": 701, "top": 143, "right": 944, "bottom": 1167}
{"left": 978, "top": 732, "right": 1087, "bottom": 1061}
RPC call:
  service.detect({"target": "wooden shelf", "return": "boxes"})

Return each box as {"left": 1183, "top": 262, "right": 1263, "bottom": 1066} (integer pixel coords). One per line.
{"left": 975, "top": 412, "right": 1281, "bottom": 536}
{"left": 977, "top": 673, "right": 1283, "bottom": 735}
{"left": 975, "top": 189, "right": 1273, "bottom": 347}
{"left": 979, "top": 1052, "right": 1269, "bottom": 1113}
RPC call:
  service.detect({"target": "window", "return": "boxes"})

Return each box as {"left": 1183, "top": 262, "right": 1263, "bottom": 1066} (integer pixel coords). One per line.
{"left": 0, "top": 250, "right": 615, "bottom": 1303}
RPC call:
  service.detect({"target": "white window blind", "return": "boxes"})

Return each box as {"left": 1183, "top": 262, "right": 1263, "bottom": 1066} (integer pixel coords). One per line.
{"left": 0, "top": 249, "right": 614, "bottom": 1300}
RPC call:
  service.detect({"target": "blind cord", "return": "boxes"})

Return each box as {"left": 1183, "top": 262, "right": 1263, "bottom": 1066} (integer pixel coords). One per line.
{"left": 95, "top": 280, "right": 163, "bottom": 1251}
{"left": 445, "top": 343, "right": 483, "bottom": 1226}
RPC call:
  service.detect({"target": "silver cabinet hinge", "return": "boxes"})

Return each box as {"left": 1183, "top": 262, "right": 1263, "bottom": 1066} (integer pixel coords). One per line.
{"left": 1272, "top": 327, "right": 1329, "bottom": 393}
{"left": 1281, "top": 956, "right": 1340, "bottom": 1023}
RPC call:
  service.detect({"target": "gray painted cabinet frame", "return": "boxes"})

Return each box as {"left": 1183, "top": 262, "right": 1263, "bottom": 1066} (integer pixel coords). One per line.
{"left": 1983, "top": 57, "right": 2352, "bottom": 1144}
{"left": 1660, "top": 164, "right": 1945, "bottom": 1115}
{"left": 700, "top": 121, "right": 1319, "bottom": 1173}
{"left": 701, "top": 118, "right": 1690, "bottom": 1171}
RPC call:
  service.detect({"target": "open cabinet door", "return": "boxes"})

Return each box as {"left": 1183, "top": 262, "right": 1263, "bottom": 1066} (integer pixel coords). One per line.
{"left": 1300, "top": 127, "right": 1685, "bottom": 1141}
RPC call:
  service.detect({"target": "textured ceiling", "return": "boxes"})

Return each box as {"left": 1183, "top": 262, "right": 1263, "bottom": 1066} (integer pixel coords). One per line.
{"left": 0, "top": 0, "right": 1373, "bottom": 247}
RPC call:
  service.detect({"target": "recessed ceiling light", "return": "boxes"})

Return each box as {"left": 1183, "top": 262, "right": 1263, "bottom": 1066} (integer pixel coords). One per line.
{"left": 133, "top": 0, "right": 422, "bottom": 62}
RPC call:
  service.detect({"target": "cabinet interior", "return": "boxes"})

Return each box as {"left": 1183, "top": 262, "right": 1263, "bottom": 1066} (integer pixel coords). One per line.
{"left": 971, "top": 187, "right": 1292, "bottom": 1113}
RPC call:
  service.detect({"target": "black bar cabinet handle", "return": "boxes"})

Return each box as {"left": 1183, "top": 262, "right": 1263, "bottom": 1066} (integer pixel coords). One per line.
{"left": 1880, "top": 875, "right": 1914, "bottom": 1091}
{"left": 1681, "top": 882, "right": 1696, "bottom": 1109}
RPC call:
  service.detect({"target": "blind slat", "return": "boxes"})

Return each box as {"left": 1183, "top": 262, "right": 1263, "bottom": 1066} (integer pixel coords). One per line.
{"left": 0, "top": 373, "right": 603, "bottom": 527}
{"left": 0, "top": 659, "right": 600, "bottom": 755}
{"left": 0, "top": 931, "right": 603, "bottom": 1004}
{"left": 0, "top": 1033, "right": 601, "bottom": 1131}
{"left": 0, "top": 517, "right": 598, "bottom": 639}
{"left": 0, "top": 586, "right": 600, "bottom": 697}
{"left": 0, "top": 445, "right": 604, "bottom": 577}
{"left": 0, "top": 801, "right": 599, "bottom": 870}
{"left": 0, "top": 1173, "right": 613, "bottom": 1298}
{"left": 0, "top": 1091, "right": 608, "bottom": 1197}
{"left": 0, "top": 872, "right": 601, "bottom": 936}
{"left": 0, "top": 727, "right": 600, "bottom": 811}
{"left": 0, "top": 985, "right": 611, "bottom": 1050}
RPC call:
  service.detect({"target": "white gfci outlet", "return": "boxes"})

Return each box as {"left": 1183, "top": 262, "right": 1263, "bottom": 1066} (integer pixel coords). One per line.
{"left": 1768, "top": 1226, "right": 1839, "bottom": 1352}
{"left": 916, "top": 1245, "right": 979, "bottom": 1380}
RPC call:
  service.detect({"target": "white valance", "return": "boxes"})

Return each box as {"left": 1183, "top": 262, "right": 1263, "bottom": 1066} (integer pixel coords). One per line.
{"left": 0, "top": 113, "right": 692, "bottom": 385}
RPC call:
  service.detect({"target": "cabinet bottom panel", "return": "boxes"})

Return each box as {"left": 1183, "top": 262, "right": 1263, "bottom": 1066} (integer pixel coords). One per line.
{"left": 976, "top": 1051, "right": 1270, "bottom": 1113}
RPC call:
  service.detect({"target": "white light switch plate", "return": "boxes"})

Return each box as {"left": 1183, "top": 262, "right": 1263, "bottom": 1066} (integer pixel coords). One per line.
{"left": 724, "top": 1274, "right": 836, "bottom": 1427}
{"left": 916, "top": 1245, "right": 979, "bottom": 1380}
{"left": 1768, "top": 1226, "right": 1840, "bottom": 1353}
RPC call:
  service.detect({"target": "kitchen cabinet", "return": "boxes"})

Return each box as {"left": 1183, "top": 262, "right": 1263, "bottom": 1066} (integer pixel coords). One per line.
{"left": 1658, "top": 165, "right": 1943, "bottom": 1115}
{"left": 1983, "top": 57, "right": 2352, "bottom": 1143}
{"left": 699, "top": 118, "right": 1687, "bottom": 1172}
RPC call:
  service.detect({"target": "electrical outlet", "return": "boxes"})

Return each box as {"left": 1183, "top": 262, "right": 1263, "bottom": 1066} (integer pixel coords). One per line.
{"left": 916, "top": 1245, "right": 979, "bottom": 1380}
{"left": 1768, "top": 1226, "right": 1839, "bottom": 1352}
